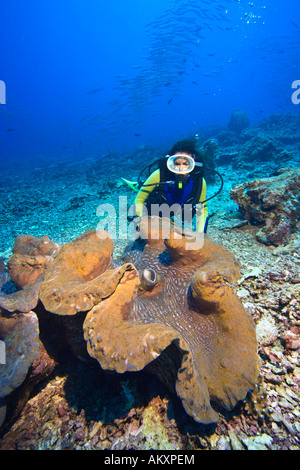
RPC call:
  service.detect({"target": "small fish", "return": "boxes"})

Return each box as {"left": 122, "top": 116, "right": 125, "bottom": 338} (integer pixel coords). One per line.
{"left": 6, "top": 128, "right": 16, "bottom": 132}
{"left": 86, "top": 88, "right": 103, "bottom": 95}
{"left": 204, "top": 22, "right": 213, "bottom": 32}
{"left": 290, "top": 20, "right": 300, "bottom": 29}
{"left": 167, "top": 98, "right": 173, "bottom": 105}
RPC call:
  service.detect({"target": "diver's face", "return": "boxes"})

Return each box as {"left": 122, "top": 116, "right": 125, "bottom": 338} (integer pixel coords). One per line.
{"left": 173, "top": 154, "right": 192, "bottom": 173}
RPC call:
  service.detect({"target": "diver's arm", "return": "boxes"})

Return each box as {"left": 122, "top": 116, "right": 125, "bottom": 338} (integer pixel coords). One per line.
{"left": 134, "top": 169, "right": 160, "bottom": 217}
{"left": 196, "top": 178, "right": 208, "bottom": 233}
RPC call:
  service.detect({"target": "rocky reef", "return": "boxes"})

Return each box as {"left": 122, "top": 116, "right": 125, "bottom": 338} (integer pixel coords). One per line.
{"left": 230, "top": 168, "right": 300, "bottom": 246}
{"left": 254, "top": 114, "right": 300, "bottom": 145}
{"left": 0, "top": 224, "right": 299, "bottom": 450}
{"left": 0, "top": 112, "right": 299, "bottom": 450}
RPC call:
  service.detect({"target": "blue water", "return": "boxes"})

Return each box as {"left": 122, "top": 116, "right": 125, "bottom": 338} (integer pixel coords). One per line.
{"left": 0, "top": 0, "right": 299, "bottom": 165}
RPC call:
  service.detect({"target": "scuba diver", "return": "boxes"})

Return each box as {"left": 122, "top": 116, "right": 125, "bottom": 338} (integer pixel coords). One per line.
{"left": 124, "top": 138, "right": 223, "bottom": 234}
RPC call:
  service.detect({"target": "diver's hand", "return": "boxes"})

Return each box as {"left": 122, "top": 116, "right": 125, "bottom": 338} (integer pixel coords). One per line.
{"left": 127, "top": 215, "right": 140, "bottom": 223}
{"left": 127, "top": 215, "right": 141, "bottom": 236}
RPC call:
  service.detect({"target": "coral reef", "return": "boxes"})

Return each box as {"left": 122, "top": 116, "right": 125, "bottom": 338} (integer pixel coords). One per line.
{"left": 0, "top": 219, "right": 259, "bottom": 431}
{"left": 0, "top": 113, "right": 299, "bottom": 449}
{"left": 255, "top": 113, "right": 300, "bottom": 144}
{"left": 230, "top": 167, "right": 300, "bottom": 246}
{"left": 239, "top": 135, "right": 279, "bottom": 163}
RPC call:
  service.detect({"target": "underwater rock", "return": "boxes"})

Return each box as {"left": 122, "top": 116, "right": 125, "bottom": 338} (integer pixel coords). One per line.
{"left": 230, "top": 168, "right": 300, "bottom": 246}
{"left": 215, "top": 131, "right": 244, "bottom": 148}
{"left": 281, "top": 329, "right": 300, "bottom": 351}
{"left": 0, "top": 310, "right": 40, "bottom": 399}
{"left": 0, "top": 305, "right": 56, "bottom": 431}
{"left": 255, "top": 113, "right": 300, "bottom": 144}
{"left": 83, "top": 216, "right": 259, "bottom": 424}
{"left": 239, "top": 135, "right": 279, "bottom": 163}
{"left": 256, "top": 315, "right": 279, "bottom": 347}
{"left": 228, "top": 109, "right": 250, "bottom": 134}
{"left": 0, "top": 337, "right": 56, "bottom": 432}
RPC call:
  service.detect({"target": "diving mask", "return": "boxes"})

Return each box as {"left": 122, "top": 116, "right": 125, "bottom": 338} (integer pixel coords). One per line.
{"left": 167, "top": 154, "right": 200, "bottom": 175}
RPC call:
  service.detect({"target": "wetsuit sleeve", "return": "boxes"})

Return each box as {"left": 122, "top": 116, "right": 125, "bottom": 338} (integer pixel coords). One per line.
{"left": 134, "top": 169, "right": 160, "bottom": 217}
{"left": 196, "top": 178, "right": 208, "bottom": 233}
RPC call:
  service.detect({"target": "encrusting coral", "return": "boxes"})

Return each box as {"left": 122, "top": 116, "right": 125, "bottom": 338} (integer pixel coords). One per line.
{"left": 0, "top": 234, "right": 59, "bottom": 313}
{"left": 0, "top": 218, "right": 260, "bottom": 428}
{"left": 38, "top": 229, "right": 135, "bottom": 359}
{"left": 7, "top": 254, "right": 53, "bottom": 290}
{"left": 0, "top": 280, "right": 42, "bottom": 314}
{"left": 7, "top": 234, "right": 59, "bottom": 289}
{"left": 39, "top": 230, "right": 114, "bottom": 316}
